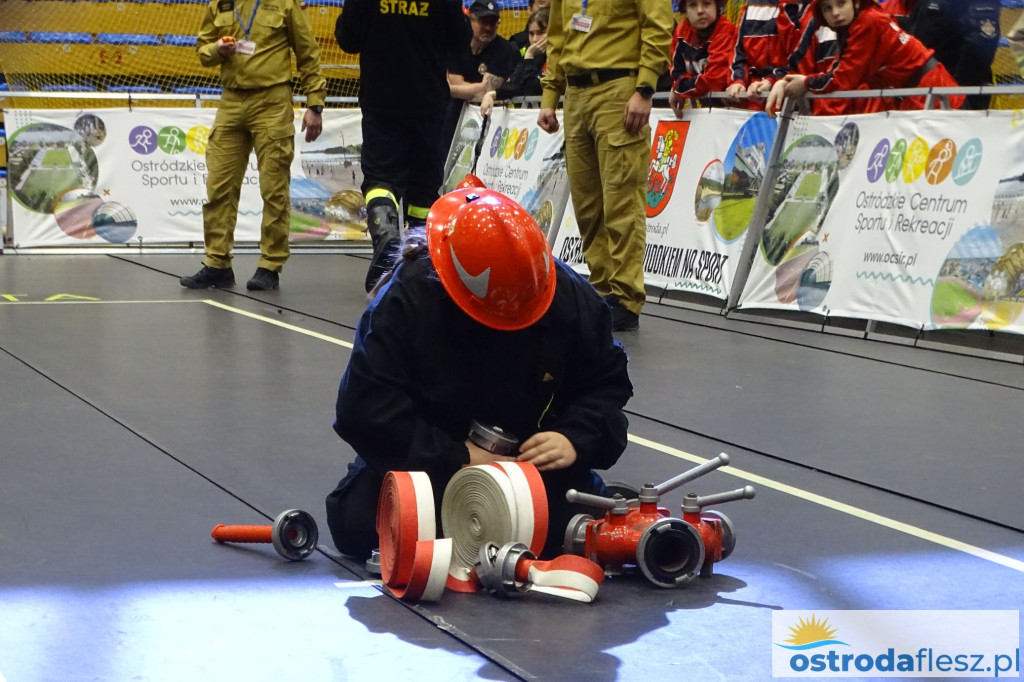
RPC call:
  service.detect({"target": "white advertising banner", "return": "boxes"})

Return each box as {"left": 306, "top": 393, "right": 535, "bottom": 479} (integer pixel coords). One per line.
{"left": 3, "top": 107, "right": 366, "bottom": 247}
{"left": 442, "top": 104, "right": 570, "bottom": 239}
{"left": 551, "top": 107, "right": 768, "bottom": 300}
{"left": 1, "top": 174, "right": 7, "bottom": 252}
{"left": 739, "top": 110, "right": 1024, "bottom": 334}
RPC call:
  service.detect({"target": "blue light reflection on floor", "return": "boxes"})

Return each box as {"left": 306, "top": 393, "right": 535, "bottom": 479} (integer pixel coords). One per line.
{"left": 0, "top": 577, "right": 494, "bottom": 682}
{"left": 602, "top": 550, "right": 1024, "bottom": 681}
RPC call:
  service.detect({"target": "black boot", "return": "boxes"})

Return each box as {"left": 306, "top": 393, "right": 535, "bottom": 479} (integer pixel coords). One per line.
{"left": 364, "top": 199, "right": 400, "bottom": 293}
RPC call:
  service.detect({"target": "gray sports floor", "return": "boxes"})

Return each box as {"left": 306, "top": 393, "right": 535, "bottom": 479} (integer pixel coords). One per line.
{"left": 1, "top": 252, "right": 1021, "bottom": 681}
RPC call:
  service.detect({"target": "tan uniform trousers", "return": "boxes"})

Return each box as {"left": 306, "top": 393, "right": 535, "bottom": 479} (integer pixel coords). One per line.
{"left": 203, "top": 82, "right": 295, "bottom": 272}
{"left": 563, "top": 76, "right": 649, "bottom": 315}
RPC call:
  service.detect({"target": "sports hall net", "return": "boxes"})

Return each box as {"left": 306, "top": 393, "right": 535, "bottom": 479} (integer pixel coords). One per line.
{"left": 0, "top": 0, "right": 529, "bottom": 106}
{"left": 0, "top": 0, "right": 1019, "bottom": 108}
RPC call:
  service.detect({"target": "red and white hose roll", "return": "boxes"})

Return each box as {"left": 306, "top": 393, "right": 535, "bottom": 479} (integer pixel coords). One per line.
{"left": 441, "top": 462, "right": 549, "bottom": 592}
{"left": 376, "top": 471, "right": 452, "bottom": 602}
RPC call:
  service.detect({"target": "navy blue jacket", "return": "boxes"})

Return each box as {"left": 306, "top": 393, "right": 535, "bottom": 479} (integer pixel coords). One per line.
{"left": 334, "top": 254, "right": 633, "bottom": 489}
{"left": 888, "top": 0, "right": 1000, "bottom": 108}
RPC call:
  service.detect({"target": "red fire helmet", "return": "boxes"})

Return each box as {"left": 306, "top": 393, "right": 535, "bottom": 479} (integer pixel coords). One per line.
{"left": 426, "top": 188, "right": 556, "bottom": 331}
{"left": 454, "top": 173, "right": 487, "bottom": 190}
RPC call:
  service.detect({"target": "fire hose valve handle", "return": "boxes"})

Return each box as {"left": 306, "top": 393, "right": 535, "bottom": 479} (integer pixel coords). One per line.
{"left": 653, "top": 453, "right": 731, "bottom": 498}
{"left": 680, "top": 485, "right": 756, "bottom": 514}
{"left": 210, "top": 509, "right": 319, "bottom": 562}
{"left": 565, "top": 489, "right": 630, "bottom": 514}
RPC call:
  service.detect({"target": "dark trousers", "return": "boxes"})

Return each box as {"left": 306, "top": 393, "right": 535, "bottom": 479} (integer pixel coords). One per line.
{"left": 360, "top": 104, "right": 446, "bottom": 214}
{"left": 325, "top": 456, "right": 610, "bottom": 561}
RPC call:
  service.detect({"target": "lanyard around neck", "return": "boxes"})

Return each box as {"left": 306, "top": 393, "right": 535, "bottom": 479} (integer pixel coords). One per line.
{"left": 235, "top": 0, "right": 263, "bottom": 41}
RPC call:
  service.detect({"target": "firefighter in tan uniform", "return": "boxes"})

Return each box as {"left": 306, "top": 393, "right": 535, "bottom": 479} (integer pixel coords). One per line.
{"left": 181, "top": 0, "right": 326, "bottom": 291}
{"left": 538, "top": 0, "right": 673, "bottom": 331}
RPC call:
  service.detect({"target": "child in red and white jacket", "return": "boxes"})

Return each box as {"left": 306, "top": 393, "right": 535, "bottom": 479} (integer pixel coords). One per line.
{"left": 766, "top": 0, "right": 963, "bottom": 115}
{"left": 668, "top": 0, "right": 738, "bottom": 114}
{"left": 786, "top": 11, "right": 881, "bottom": 114}
{"left": 726, "top": 0, "right": 813, "bottom": 109}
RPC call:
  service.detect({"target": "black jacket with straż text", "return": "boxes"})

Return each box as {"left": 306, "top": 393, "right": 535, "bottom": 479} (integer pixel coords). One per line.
{"left": 335, "top": 0, "right": 468, "bottom": 113}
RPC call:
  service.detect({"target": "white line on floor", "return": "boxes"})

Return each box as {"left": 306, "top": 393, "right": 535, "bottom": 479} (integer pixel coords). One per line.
{"left": 204, "top": 300, "right": 354, "bottom": 348}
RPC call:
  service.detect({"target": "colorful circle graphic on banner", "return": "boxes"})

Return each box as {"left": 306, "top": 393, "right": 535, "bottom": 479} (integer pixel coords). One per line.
{"left": 979, "top": 242, "right": 1024, "bottom": 329}
{"left": 694, "top": 159, "right": 724, "bottom": 223}
{"left": 187, "top": 126, "right": 211, "bottom": 154}
{"left": 760, "top": 134, "right": 839, "bottom": 267}
{"left": 884, "top": 138, "right": 907, "bottom": 183}
{"left": 7, "top": 123, "right": 101, "bottom": 216}
{"left": 931, "top": 224, "right": 1000, "bottom": 329}
{"left": 925, "top": 139, "right": 956, "bottom": 185}
{"left": 504, "top": 128, "right": 519, "bottom": 160}
{"left": 866, "top": 139, "right": 890, "bottom": 183}
{"left": 489, "top": 124, "right": 503, "bottom": 158}
{"left": 952, "top": 138, "right": 983, "bottom": 186}
{"left": 514, "top": 128, "right": 529, "bottom": 160}
{"left": 129, "top": 126, "right": 159, "bottom": 155}
{"left": 497, "top": 126, "right": 509, "bottom": 157}
{"left": 902, "top": 137, "right": 929, "bottom": 184}
{"left": 74, "top": 114, "right": 107, "bottom": 147}
{"left": 443, "top": 119, "right": 481, "bottom": 192}
{"left": 326, "top": 190, "right": 368, "bottom": 239}
{"left": 157, "top": 126, "right": 188, "bottom": 155}
{"left": 796, "top": 251, "right": 833, "bottom": 310}
{"left": 92, "top": 201, "right": 138, "bottom": 243}
{"left": 533, "top": 199, "right": 554, "bottom": 233}
{"left": 834, "top": 123, "right": 859, "bottom": 171}
{"left": 525, "top": 128, "right": 539, "bottom": 160}
{"left": 712, "top": 112, "right": 778, "bottom": 243}
{"left": 53, "top": 188, "right": 102, "bottom": 239}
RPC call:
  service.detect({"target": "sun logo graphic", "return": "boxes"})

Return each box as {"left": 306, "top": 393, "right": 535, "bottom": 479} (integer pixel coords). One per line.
{"left": 776, "top": 614, "right": 848, "bottom": 651}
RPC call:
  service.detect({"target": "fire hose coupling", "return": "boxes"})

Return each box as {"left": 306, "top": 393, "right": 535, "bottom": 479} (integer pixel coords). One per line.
{"left": 475, "top": 541, "right": 534, "bottom": 597}
{"left": 474, "top": 540, "right": 606, "bottom": 602}
{"left": 211, "top": 509, "right": 319, "bottom": 562}
{"left": 561, "top": 453, "right": 756, "bottom": 588}
{"left": 468, "top": 420, "right": 520, "bottom": 456}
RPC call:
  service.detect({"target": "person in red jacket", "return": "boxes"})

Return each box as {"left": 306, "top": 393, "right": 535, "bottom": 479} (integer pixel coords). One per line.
{"left": 669, "top": 0, "right": 738, "bottom": 114}
{"left": 726, "top": 0, "right": 812, "bottom": 109}
{"left": 766, "top": 0, "right": 963, "bottom": 116}
{"left": 786, "top": 11, "right": 880, "bottom": 114}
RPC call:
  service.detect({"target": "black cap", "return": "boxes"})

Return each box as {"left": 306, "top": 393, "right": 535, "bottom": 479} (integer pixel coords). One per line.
{"left": 469, "top": 0, "right": 500, "bottom": 17}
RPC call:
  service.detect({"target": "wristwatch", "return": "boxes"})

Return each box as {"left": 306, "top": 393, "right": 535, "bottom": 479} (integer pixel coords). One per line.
{"left": 635, "top": 85, "right": 655, "bottom": 99}
{"left": 308, "top": 104, "right": 324, "bottom": 115}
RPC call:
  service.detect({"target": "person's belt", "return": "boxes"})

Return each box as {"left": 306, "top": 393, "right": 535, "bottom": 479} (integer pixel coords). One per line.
{"left": 905, "top": 56, "right": 940, "bottom": 89}
{"left": 224, "top": 82, "right": 290, "bottom": 94}
{"left": 565, "top": 68, "right": 638, "bottom": 88}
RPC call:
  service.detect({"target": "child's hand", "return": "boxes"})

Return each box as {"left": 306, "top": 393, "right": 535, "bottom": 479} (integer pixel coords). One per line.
{"left": 517, "top": 432, "right": 577, "bottom": 472}
{"left": 747, "top": 78, "right": 771, "bottom": 97}
{"left": 725, "top": 82, "right": 746, "bottom": 99}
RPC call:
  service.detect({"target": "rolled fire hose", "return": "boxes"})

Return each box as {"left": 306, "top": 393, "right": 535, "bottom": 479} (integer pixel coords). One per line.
{"left": 376, "top": 471, "right": 452, "bottom": 602}
{"left": 441, "top": 462, "right": 548, "bottom": 592}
